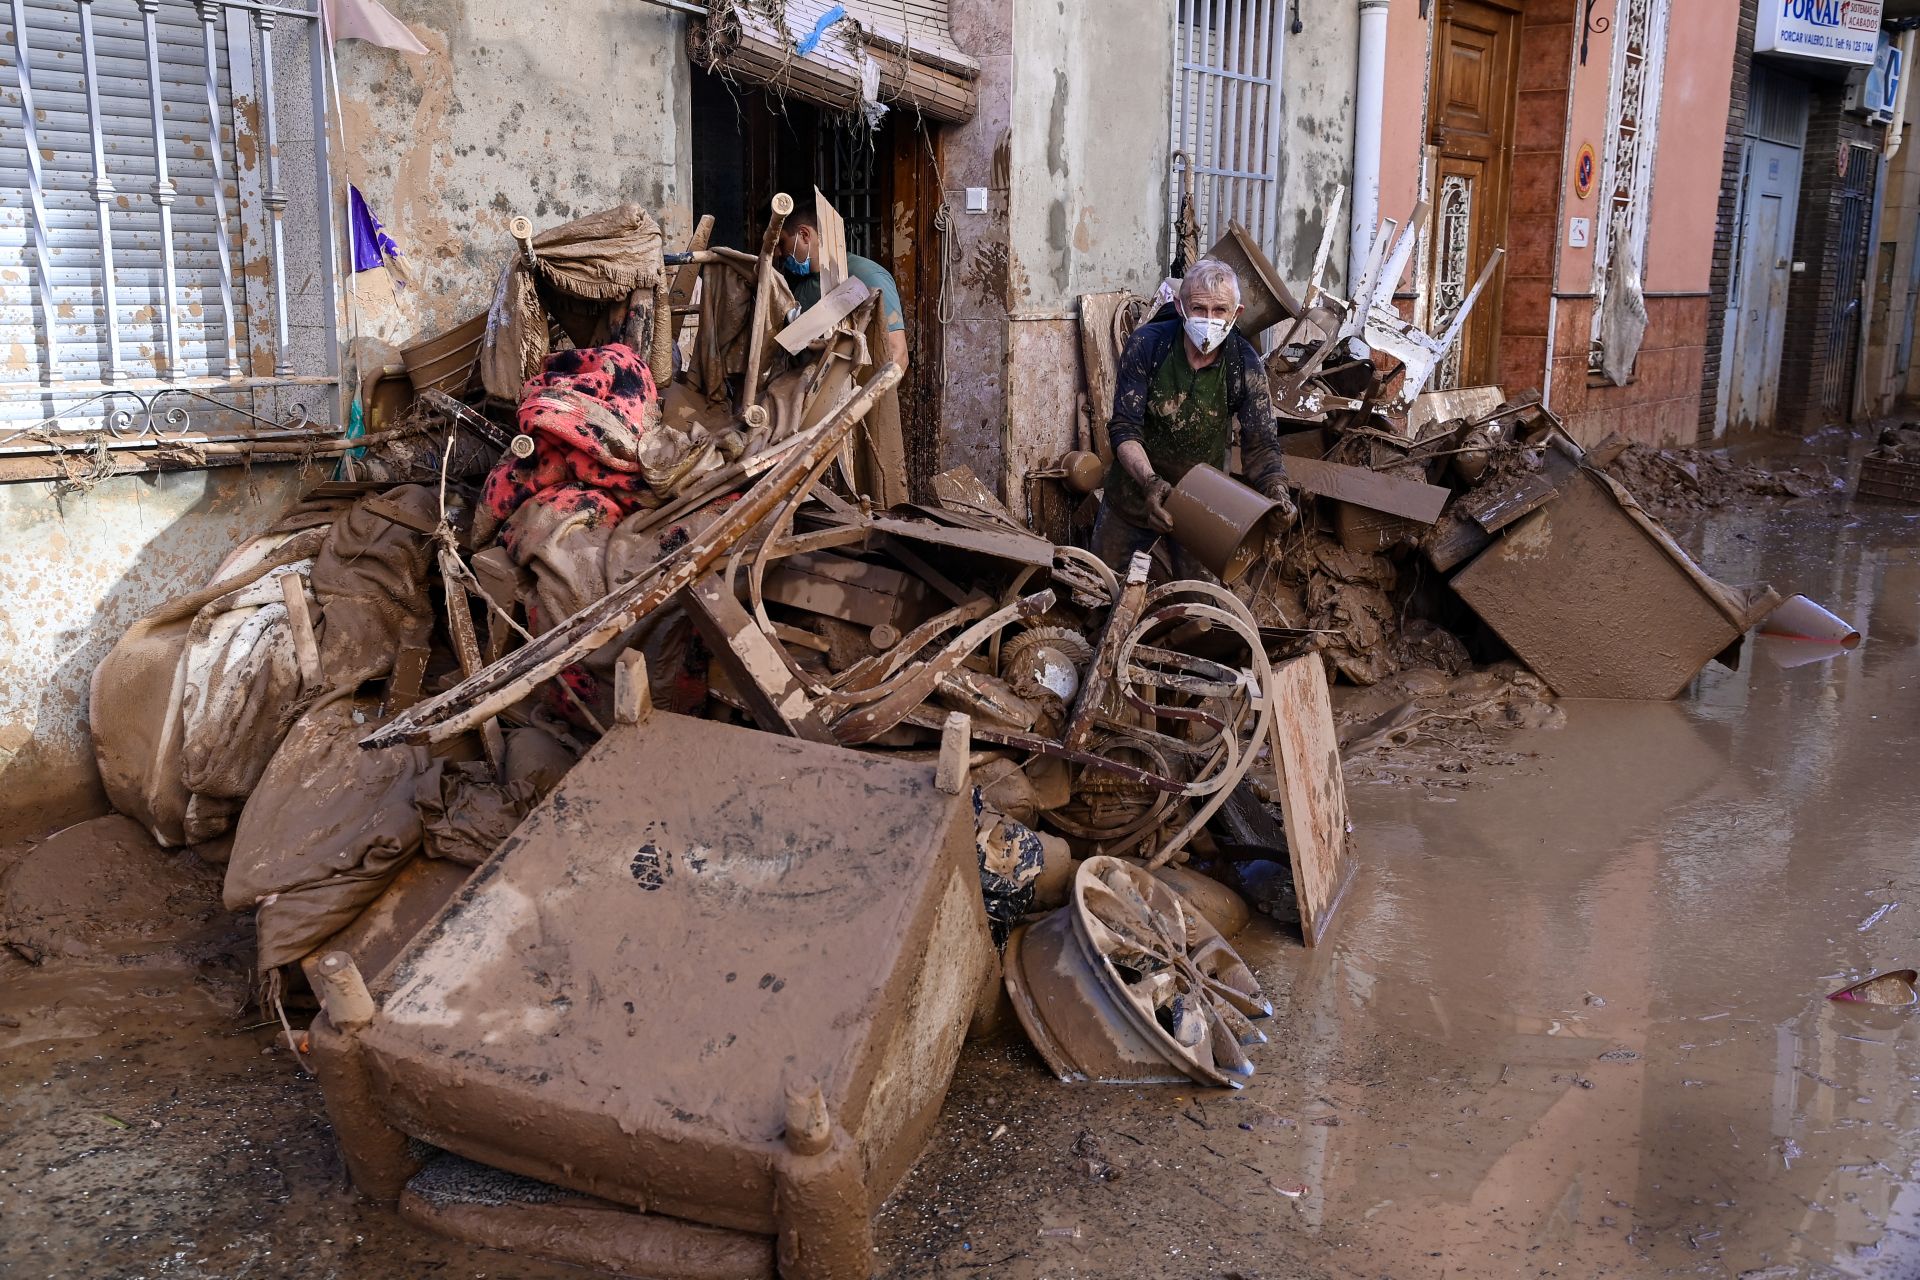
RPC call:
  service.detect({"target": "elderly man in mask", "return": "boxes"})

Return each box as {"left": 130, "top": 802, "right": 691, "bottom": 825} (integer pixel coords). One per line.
{"left": 1097, "top": 258, "right": 1297, "bottom": 573}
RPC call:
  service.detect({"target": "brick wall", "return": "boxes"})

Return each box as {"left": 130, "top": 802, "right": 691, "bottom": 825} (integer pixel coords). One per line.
{"left": 1699, "top": 0, "right": 1758, "bottom": 436}
{"left": 1552, "top": 295, "right": 1710, "bottom": 446}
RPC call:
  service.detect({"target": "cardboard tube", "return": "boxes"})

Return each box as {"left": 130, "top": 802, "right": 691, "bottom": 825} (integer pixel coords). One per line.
{"left": 1759, "top": 594, "right": 1861, "bottom": 648}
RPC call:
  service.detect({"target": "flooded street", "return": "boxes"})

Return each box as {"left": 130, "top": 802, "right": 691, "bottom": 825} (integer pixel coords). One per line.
{"left": 6, "top": 489, "right": 1920, "bottom": 1279}
{"left": 876, "top": 493, "right": 1920, "bottom": 1279}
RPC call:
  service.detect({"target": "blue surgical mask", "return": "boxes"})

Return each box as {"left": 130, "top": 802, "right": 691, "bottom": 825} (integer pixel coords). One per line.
{"left": 783, "top": 254, "right": 812, "bottom": 275}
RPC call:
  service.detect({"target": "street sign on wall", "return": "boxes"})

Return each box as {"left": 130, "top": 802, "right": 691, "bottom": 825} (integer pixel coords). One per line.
{"left": 1756, "top": 0, "right": 1885, "bottom": 67}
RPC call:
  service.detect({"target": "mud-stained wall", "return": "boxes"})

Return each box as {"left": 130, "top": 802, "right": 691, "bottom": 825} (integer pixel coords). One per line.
{"left": 1005, "top": 0, "right": 1174, "bottom": 312}
{"left": 0, "top": 466, "right": 309, "bottom": 833}
{"left": 1275, "top": 5, "right": 1358, "bottom": 288}
{"left": 935, "top": 0, "right": 1015, "bottom": 485}
{"left": 998, "top": 0, "right": 1175, "bottom": 513}
{"left": 331, "top": 0, "right": 694, "bottom": 351}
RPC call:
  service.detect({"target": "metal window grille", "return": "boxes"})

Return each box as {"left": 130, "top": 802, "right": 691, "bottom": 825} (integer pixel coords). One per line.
{"left": 1432, "top": 172, "right": 1474, "bottom": 390}
{"left": 817, "top": 122, "right": 881, "bottom": 259}
{"left": 0, "top": 0, "right": 335, "bottom": 447}
{"left": 1170, "top": 0, "right": 1285, "bottom": 270}
{"left": 1588, "top": 0, "right": 1669, "bottom": 368}
{"left": 1823, "top": 142, "right": 1877, "bottom": 416}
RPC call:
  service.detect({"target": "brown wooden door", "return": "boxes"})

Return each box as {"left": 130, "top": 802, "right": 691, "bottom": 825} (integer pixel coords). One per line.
{"left": 1427, "top": 0, "right": 1520, "bottom": 388}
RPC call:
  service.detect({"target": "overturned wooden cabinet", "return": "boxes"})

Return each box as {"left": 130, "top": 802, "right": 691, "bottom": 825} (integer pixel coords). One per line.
{"left": 308, "top": 712, "right": 997, "bottom": 1280}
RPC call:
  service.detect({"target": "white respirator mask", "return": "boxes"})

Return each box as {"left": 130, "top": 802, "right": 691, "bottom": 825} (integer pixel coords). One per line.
{"left": 1181, "top": 311, "right": 1236, "bottom": 355}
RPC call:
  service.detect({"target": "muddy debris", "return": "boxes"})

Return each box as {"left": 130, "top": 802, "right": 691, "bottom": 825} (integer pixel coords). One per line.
{"left": 25, "top": 189, "right": 1862, "bottom": 1280}
{"left": 1603, "top": 440, "right": 1843, "bottom": 517}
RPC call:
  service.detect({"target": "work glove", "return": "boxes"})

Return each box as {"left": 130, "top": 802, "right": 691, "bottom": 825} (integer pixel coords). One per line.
{"left": 1142, "top": 475, "right": 1176, "bottom": 534}
{"left": 1259, "top": 479, "right": 1299, "bottom": 535}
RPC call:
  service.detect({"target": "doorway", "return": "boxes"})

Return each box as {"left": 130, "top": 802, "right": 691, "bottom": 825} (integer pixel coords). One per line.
{"left": 1725, "top": 140, "right": 1801, "bottom": 431}
{"left": 1425, "top": 0, "right": 1520, "bottom": 389}
{"left": 1723, "top": 67, "right": 1808, "bottom": 433}
{"left": 687, "top": 70, "right": 945, "bottom": 490}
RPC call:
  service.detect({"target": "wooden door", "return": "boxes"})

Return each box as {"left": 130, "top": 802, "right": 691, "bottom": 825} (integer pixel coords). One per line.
{"left": 1427, "top": 0, "right": 1520, "bottom": 388}
{"left": 1726, "top": 139, "right": 1800, "bottom": 431}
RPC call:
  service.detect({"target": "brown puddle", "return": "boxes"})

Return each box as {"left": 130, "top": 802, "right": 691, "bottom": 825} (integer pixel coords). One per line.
{"left": 4, "top": 495, "right": 1920, "bottom": 1279}
{"left": 875, "top": 498, "right": 1920, "bottom": 1278}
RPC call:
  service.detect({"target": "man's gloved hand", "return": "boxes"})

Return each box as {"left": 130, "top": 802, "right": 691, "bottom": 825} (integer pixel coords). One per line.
{"left": 1259, "top": 479, "right": 1298, "bottom": 535}
{"left": 1143, "top": 475, "right": 1177, "bottom": 534}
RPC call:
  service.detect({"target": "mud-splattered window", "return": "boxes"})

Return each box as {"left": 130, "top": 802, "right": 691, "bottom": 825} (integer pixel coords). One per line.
{"left": 1588, "top": 0, "right": 1670, "bottom": 374}
{"left": 1169, "top": 0, "right": 1286, "bottom": 270}
{"left": 0, "top": 0, "right": 335, "bottom": 458}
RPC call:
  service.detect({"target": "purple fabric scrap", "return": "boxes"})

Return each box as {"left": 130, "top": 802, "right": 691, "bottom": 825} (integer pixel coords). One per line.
{"left": 349, "top": 184, "right": 405, "bottom": 275}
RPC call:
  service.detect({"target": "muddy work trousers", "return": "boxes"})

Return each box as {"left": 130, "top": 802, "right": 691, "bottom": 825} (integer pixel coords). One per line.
{"left": 1090, "top": 495, "right": 1211, "bottom": 581}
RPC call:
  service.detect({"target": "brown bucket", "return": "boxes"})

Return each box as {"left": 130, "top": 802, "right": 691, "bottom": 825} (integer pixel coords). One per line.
{"left": 1165, "top": 463, "right": 1278, "bottom": 585}
{"left": 400, "top": 312, "right": 486, "bottom": 397}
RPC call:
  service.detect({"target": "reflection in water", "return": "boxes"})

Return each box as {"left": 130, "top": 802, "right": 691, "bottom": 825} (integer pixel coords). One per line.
{"left": 877, "top": 498, "right": 1920, "bottom": 1280}
{"left": 1301, "top": 502, "right": 1920, "bottom": 1277}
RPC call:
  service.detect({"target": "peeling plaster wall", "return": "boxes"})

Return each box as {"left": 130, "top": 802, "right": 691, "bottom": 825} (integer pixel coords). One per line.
{"left": 1006, "top": 0, "right": 1174, "bottom": 312}
{"left": 0, "top": 465, "right": 309, "bottom": 832}
{"left": 332, "top": 0, "right": 694, "bottom": 351}
{"left": 1000, "top": 0, "right": 1175, "bottom": 512}
{"left": 1276, "top": 4, "right": 1359, "bottom": 287}
{"left": 936, "top": 0, "right": 1016, "bottom": 485}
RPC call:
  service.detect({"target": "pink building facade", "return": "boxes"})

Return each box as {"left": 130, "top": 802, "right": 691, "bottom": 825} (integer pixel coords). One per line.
{"left": 1373, "top": 0, "right": 1742, "bottom": 446}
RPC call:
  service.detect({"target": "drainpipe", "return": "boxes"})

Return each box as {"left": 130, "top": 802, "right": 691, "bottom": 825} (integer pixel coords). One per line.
{"left": 1350, "top": 0, "right": 1391, "bottom": 288}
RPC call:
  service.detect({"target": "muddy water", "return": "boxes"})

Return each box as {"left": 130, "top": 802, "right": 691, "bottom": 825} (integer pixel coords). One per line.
{"left": 876, "top": 497, "right": 1920, "bottom": 1278}
{"left": 6, "top": 494, "right": 1920, "bottom": 1280}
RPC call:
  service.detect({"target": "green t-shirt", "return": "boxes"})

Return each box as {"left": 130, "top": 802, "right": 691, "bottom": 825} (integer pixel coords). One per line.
{"left": 782, "top": 253, "right": 906, "bottom": 332}
{"left": 1106, "top": 349, "right": 1231, "bottom": 526}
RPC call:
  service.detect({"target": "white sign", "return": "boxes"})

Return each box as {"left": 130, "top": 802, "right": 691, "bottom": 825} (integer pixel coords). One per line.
{"left": 1756, "top": 0, "right": 1885, "bottom": 67}
{"left": 1568, "top": 217, "right": 1591, "bottom": 249}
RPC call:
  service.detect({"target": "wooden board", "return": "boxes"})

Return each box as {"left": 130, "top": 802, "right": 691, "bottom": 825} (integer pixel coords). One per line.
{"left": 683, "top": 574, "right": 837, "bottom": 742}
{"left": 1268, "top": 654, "right": 1353, "bottom": 948}
{"left": 866, "top": 514, "right": 1055, "bottom": 567}
{"left": 813, "top": 185, "right": 849, "bottom": 295}
{"left": 762, "top": 551, "right": 924, "bottom": 628}
{"left": 1281, "top": 454, "right": 1451, "bottom": 524}
{"left": 775, "top": 277, "right": 872, "bottom": 355}
{"left": 1407, "top": 384, "right": 1504, "bottom": 437}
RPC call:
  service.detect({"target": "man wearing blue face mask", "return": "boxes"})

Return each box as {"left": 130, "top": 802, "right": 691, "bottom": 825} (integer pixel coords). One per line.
{"left": 775, "top": 201, "right": 910, "bottom": 374}
{"left": 1098, "top": 258, "right": 1297, "bottom": 573}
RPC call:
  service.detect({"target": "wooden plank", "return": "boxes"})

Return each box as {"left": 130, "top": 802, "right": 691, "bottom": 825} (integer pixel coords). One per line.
{"left": 669, "top": 213, "right": 715, "bottom": 341}
{"left": 879, "top": 535, "right": 972, "bottom": 607}
{"left": 859, "top": 301, "right": 910, "bottom": 507}
{"left": 765, "top": 522, "right": 873, "bottom": 561}
{"left": 1407, "top": 384, "right": 1503, "bottom": 437}
{"left": 775, "top": 277, "right": 872, "bottom": 355}
{"left": 813, "top": 185, "right": 849, "bottom": 295}
{"left": 383, "top": 646, "right": 431, "bottom": 716}
{"left": 936, "top": 711, "right": 972, "bottom": 795}
{"left": 1458, "top": 441, "right": 1582, "bottom": 534}
{"left": 866, "top": 514, "right": 1055, "bottom": 567}
{"left": 613, "top": 649, "right": 651, "bottom": 725}
{"left": 279, "top": 574, "right": 322, "bottom": 691}
{"left": 1267, "top": 654, "right": 1353, "bottom": 948}
{"left": 684, "top": 574, "right": 838, "bottom": 743}
{"left": 364, "top": 494, "right": 441, "bottom": 537}
{"left": 1063, "top": 553, "right": 1149, "bottom": 751}
{"left": 1281, "top": 454, "right": 1451, "bottom": 524}
{"left": 1423, "top": 513, "right": 1493, "bottom": 573}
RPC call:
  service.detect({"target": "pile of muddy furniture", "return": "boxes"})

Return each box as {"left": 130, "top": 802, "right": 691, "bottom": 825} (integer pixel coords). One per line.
{"left": 85, "top": 189, "right": 1810, "bottom": 1279}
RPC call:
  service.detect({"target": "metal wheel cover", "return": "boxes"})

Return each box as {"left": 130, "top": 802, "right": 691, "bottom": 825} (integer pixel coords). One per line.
{"left": 1004, "top": 857, "right": 1271, "bottom": 1089}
